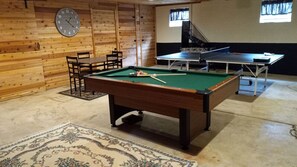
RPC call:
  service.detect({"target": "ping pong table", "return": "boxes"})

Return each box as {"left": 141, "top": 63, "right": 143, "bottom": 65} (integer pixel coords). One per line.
{"left": 157, "top": 47, "right": 230, "bottom": 71}
{"left": 157, "top": 48, "right": 284, "bottom": 96}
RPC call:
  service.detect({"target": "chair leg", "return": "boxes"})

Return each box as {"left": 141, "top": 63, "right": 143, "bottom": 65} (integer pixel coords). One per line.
{"left": 83, "top": 79, "right": 85, "bottom": 92}
{"left": 74, "top": 78, "right": 77, "bottom": 91}
{"left": 69, "top": 78, "right": 73, "bottom": 94}
{"left": 78, "top": 78, "right": 82, "bottom": 97}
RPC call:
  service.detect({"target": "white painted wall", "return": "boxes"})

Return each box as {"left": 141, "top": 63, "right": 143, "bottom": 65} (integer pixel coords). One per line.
{"left": 156, "top": 4, "right": 191, "bottom": 43}
{"left": 156, "top": 0, "right": 297, "bottom": 43}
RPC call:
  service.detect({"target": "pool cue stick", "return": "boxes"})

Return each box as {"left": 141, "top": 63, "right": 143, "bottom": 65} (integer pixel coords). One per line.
{"left": 150, "top": 76, "right": 166, "bottom": 84}
{"left": 104, "top": 73, "right": 187, "bottom": 78}
{"left": 135, "top": 73, "right": 187, "bottom": 77}
{"left": 152, "top": 73, "right": 186, "bottom": 77}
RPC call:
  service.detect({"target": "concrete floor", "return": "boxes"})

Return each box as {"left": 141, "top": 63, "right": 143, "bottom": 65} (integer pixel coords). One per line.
{"left": 0, "top": 72, "right": 297, "bottom": 167}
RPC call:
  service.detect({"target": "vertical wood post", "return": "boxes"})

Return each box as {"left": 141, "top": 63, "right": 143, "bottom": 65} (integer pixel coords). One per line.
{"left": 90, "top": 7, "right": 96, "bottom": 57}
{"left": 24, "top": 0, "right": 28, "bottom": 8}
{"left": 115, "top": 4, "right": 120, "bottom": 50}
{"left": 135, "top": 4, "right": 140, "bottom": 66}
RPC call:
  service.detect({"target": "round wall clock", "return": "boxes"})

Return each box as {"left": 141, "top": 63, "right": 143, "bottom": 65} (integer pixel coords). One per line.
{"left": 55, "top": 8, "right": 80, "bottom": 37}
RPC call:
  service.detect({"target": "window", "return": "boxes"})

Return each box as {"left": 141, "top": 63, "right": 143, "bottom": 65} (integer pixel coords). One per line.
{"left": 260, "top": 0, "right": 293, "bottom": 23}
{"left": 169, "top": 8, "right": 189, "bottom": 27}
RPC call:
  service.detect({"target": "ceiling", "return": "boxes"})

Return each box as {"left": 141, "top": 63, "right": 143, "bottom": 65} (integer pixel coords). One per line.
{"left": 96, "top": 0, "right": 209, "bottom": 5}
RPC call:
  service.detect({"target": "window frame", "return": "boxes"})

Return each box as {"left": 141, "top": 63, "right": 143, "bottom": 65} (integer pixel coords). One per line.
{"left": 259, "top": 0, "right": 293, "bottom": 23}
{"left": 169, "top": 7, "right": 190, "bottom": 27}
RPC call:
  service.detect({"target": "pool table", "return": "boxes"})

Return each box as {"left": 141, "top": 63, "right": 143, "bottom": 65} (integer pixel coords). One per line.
{"left": 85, "top": 66, "right": 240, "bottom": 149}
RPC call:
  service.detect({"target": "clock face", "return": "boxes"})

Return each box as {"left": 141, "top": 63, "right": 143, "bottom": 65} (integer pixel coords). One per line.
{"left": 55, "top": 8, "right": 80, "bottom": 37}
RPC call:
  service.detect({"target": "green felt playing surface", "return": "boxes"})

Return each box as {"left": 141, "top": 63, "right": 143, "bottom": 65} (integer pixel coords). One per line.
{"left": 93, "top": 67, "right": 232, "bottom": 91}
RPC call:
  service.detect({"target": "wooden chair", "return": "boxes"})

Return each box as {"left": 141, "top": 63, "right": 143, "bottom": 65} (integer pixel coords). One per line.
{"left": 77, "top": 51, "right": 91, "bottom": 70}
{"left": 111, "top": 50, "right": 123, "bottom": 68}
{"left": 77, "top": 51, "right": 104, "bottom": 73}
{"left": 77, "top": 51, "right": 90, "bottom": 59}
{"left": 66, "top": 56, "right": 89, "bottom": 96}
{"left": 106, "top": 54, "right": 118, "bottom": 70}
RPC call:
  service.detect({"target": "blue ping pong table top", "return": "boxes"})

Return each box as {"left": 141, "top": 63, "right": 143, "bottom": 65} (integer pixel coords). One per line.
{"left": 157, "top": 52, "right": 203, "bottom": 61}
{"left": 203, "top": 52, "right": 284, "bottom": 65}
{"left": 157, "top": 47, "right": 230, "bottom": 61}
{"left": 157, "top": 51, "right": 284, "bottom": 65}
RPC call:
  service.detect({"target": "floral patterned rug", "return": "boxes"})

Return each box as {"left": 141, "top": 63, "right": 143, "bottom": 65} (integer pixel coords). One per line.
{"left": 0, "top": 123, "right": 198, "bottom": 167}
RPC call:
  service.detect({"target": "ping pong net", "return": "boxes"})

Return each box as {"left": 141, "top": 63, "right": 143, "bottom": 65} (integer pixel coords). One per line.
{"left": 170, "top": 46, "right": 230, "bottom": 70}
{"left": 199, "top": 46, "right": 230, "bottom": 60}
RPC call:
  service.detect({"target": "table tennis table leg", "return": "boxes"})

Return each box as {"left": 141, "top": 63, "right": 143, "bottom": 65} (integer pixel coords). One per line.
{"left": 186, "top": 61, "right": 189, "bottom": 71}
{"left": 254, "top": 66, "right": 259, "bottom": 96}
{"left": 168, "top": 60, "right": 171, "bottom": 69}
{"left": 264, "top": 67, "right": 268, "bottom": 88}
{"left": 225, "top": 63, "right": 229, "bottom": 73}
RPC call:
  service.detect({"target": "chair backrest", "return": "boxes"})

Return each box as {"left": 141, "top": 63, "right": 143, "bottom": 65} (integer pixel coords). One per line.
{"left": 111, "top": 51, "right": 123, "bottom": 58}
{"left": 77, "top": 52, "right": 91, "bottom": 59}
{"left": 66, "top": 56, "right": 81, "bottom": 77}
{"left": 111, "top": 51, "right": 123, "bottom": 68}
{"left": 106, "top": 54, "right": 118, "bottom": 70}
{"left": 77, "top": 52, "right": 92, "bottom": 72}
{"left": 106, "top": 54, "right": 117, "bottom": 61}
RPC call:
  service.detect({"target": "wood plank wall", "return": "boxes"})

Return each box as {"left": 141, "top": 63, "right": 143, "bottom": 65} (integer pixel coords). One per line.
{"left": 0, "top": 0, "right": 156, "bottom": 101}
{"left": 91, "top": 2, "right": 117, "bottom": 57}
{"left": 139, "top": 5, "right": 155, "bottom": 66}
{"left": 0, "top": 0, "right": 45, "bottom": 101}
{"left": 118, "top": 3, "right": 137, "bottom": 66}
{"left": 34, "top": 0, "right": 93, "bottom": 89}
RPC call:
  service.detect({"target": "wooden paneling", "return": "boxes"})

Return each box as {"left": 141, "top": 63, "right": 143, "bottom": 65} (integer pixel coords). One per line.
{"left": 0, "top": 40, "right": 40, "bottom": 54}
{"left": 90, "top": 1, "right": 117, "bottom": 11}
{"left": 0, "top": 0, "right": 45, "bottom": 101}
{"left": 118, "top": 3, "right": 137, "bottom": 66}
{"left": 34, "top": 0, "right": 93, "bottom": 89}
{"left": 91, "top": 3, "right": 117, "bottom": 57}
{"left": 0, "top": 0, "right": 156, "bottom": 101}
{"left": 139, "top": 5, "right": 156, "bottom": 66}
{"left": 95, "top": 0, "right": 208, "bottom": 5}
{"left": 91, "top": 2, "right": 156, "bottom": 66}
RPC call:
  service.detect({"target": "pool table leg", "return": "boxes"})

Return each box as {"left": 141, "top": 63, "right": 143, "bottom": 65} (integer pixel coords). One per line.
{"left": 108, "top": 95, "right": 135, "bottom": 127}
{"left": 204, "top": 95, "right": 211, "bottom": 131}
{"left": 205, "top": 112, "right": 211, "bottom": 131}
{"left": 109, "top": 95, "right": 117, "bottom": 127}
{"left": 179, "top": 108, "right": 190, "bottom": 150}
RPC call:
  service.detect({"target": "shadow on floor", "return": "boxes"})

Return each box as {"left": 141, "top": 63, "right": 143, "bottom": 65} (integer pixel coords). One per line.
{"left": 113, "top": 111, "right": 235, "bottom": 155}
{"left": 230, "top": 78, "right": 274, "bottom": 102}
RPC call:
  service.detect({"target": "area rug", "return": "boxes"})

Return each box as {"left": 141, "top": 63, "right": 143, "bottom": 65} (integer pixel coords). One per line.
{"left": 0, "top": 123, "right": 198, "bottom": 167}
{"left": 59, "top": 89, "right": 106, "bottom": 100}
